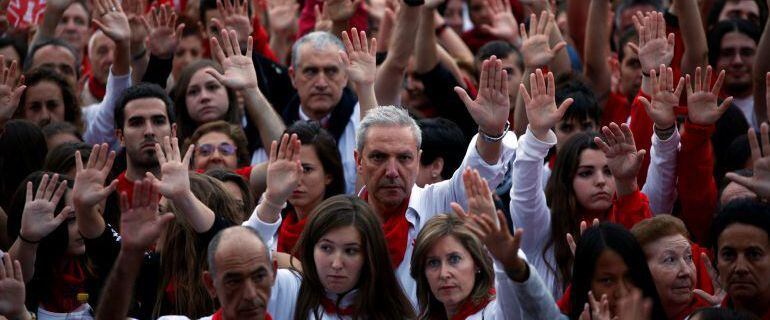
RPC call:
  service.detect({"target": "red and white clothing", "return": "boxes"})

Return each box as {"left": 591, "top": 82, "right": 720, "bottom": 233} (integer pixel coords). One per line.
{"left": 245, "top": 134, "right": 519, "bottom": 311}
{"left": 641, "top": 127, "right": 680, "bottom": 215}
{"left": 81, "top": 68, "right": 132, "bottom": 151}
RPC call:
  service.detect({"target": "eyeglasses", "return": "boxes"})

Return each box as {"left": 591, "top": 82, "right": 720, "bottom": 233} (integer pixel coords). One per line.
{"left": 196, "top": 143, "right": 237, "bottom": 157}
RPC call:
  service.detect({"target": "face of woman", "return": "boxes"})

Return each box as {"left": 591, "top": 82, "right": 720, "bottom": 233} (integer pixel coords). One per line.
{"left": 645, "top": 234, "right": 696, "bottom": 309}
{"left": 591, "top": 249, "right": 635, "bottom": 316}
{"left": 222, "top": 181, "right": 246, "bottom": 213}
{"left": 425, "top": 235, "right": 478, "bottom": 314}
{"left": 24, "top": 80, "right": 66, "bottom": 127}
{"left": 185, "top": 67, "right": 229, "bottom": 124}
{"left": 572, "top": 149, "right": 616, "bottom": 213}
{"left": 314, "top": 225, "right": 365, "bottom": 294}
{"left": 193, "top": 131, "right": 239, "bottom": 171}
{"left": 65, "top": 191, "right": 85, "bottom": 255}
{"left": 288, "top": 145, "right": 331, "bottom": 214}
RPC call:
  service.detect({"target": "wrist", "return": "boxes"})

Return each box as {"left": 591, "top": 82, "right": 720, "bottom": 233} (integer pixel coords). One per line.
{"left": 505, "top": 260, "right": 530, "bottom": 283}
{"left": 615, "top": 178, "right": 638, "bottom": 196}
{"left": 263, "top": 190, "right": 288, "bottom": 208}
{"left": 18, "top": 232, "right": 41, "bottom": 244}
{"left": 654, "top": 123, "right": 676, "bottom": 140}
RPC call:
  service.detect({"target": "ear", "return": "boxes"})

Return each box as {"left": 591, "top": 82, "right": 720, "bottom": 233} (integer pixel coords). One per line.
{"left": 324, "top": 173, "right": 332, "bottom": 186}
{"left": 430, "top": 157, "right": 444, "bottom": 179}
{"left": 289, "top": 66, "right": 296, "bottom": 88}
{"left": 202, "top": 271, "right": 217, "bottom": 299}
{"left": 116, "top": 128, "right": 126, "bottom": 147}
{"left": 354, "top": 149, "right": 362, "bottom": 173}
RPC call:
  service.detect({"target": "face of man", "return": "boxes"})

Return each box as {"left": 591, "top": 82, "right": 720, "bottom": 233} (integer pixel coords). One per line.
{"left": 500, "top": 53, "right": 523, "bottom": 100}
{"left": 716, "top": 31, "right": 757, "bottom": 97}
{"left": 116, "top": 98, "right": 175, "bottom": 169}
{"left": 289, "top": 43, "right": 348, "bottom": 120}
{"left": 355, "top": 126, "right": 420, "bottom": 209}
{"left": 620, "top": 44, "right": 643, "bottom": 101}
{"left": 0, "top": 46, "right": 21, "bottom": 84}
{"left": 717, "top": 223, "right": 770, "bottom": 309}
{"left": 55, "top": 2, "right": 91, "bottom": 52}
{"left": 23, "top": 80, "right": 66, "bottom": 127}
{"left": 31, "top": 45, "right": 78, "bottom": 85}
{"left": 204, "top": 231, "right": 274, "bottom": 320}
{"left": 719, "top": 0, "right": 761, "bottom": 26}
{"left": 89, "top": 31, "right": 115, "bottom": 84}
{"left": 468, "top": 0, "right": 492, "bottom": 28}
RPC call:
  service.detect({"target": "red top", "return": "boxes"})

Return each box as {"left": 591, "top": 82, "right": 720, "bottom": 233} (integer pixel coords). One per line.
{"left": 628, "top": 91, "right": 655, "bottom": 187}
{"left": 297, "top": 0, "right": 368, "bottom": 37}
{"left": 117, "top": 171, "right": 136, "bottom": 203}
{"left": 195, "top": 166, "right": 252, "bottom": 182}
{"left": 604, "top": 190, "right": 653, "bottom": 230}
{"left": 677, "top": 122, "right": 718, "bottom": 244}
{"left": 601, "top": 91, "right": 632, "bottom": 127}
{"left": 360, "top": 189, "right": 410, "bottom": 269}
{"left": 276, "top": 209, "right": 307, "bottom": 255}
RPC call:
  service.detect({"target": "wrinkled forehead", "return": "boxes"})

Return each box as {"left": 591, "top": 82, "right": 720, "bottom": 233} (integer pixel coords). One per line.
{"left": 363, "top": 125, "right": 420, "bottom": 152}
{"left": 295, "top": 42, "right": 345, "bottom": 68}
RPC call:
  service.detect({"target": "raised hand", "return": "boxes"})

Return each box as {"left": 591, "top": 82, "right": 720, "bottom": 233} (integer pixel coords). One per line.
{"left": 92, "top": 0, "right": 131, "bottom": 44}
{"left": 639, "top": 65, "right": 683, "bottom": 129}
{"left": 0, "top": 56, "right": 25, "bottom": 128}
{"left": 686, "top": 66, "right": 732, "bottom": 125}
{"left": 141, "top": 4, "right": 185, "bottom": 59}
{"left": 459, "top": 168, "right": 496, "bottom": 220}
{"left": 579, "top": 291, "right": 611, "bottom": 320}
{"left": 146, "top": 137, "right": 195, "bottom": 201}
{"left": 119, "top": 178, "right": 175, "bottom": 252}
{"left": 595, "top": 123, "right": 646, "bottom": 190}
{"left": 267, "top": 0, "right": 299, "bottom": 35}
{"left": 455, "top": 56, "right": 513, "bottom": 138}
{"left": 692, "top": 252, "right": 726, "bottom": 306}
{"left": 125, "top": 0, "right": 149, "bottom": 54}
{"left": 519, "top": 11, "right": 566, "bottom": 68}
{"left": 20, "top": 174, "right": 72, "bottom": 243}
{"left": 480, "top": 0, "right": 519, "bottom": 45}
{"left": 313, "top": 3, "right": 333, "bottom": 33}
{"left": 0, "top": 253, "right": 25, "bottom": 318}
{"left": 520, "top": 68, "right": 574, "bottom": 140}
{"left": 265, "top": 133, "right": 303, "bottom": 205}
{"left": 73, "top": 144, "right": 118, "bottom": 209}
{"left": 214, "top": 0, "right": 252, "bottom": 44}
{"left": 566, "top": 218, "right": 599, "bottom": 256}
{"left": 340, "top": 28, "right": 377, "bottom": 87}
{"left": 726, "top": 123, "right": 770, "bottom": 199}
{"left": 630, "top": 11, "right": 675, "bottom": 75}
{"left": 207, "top": 28, "right": 259, "bottom": 91}
{"left": 324, "top": 0, "right": 362, "bottom": 22}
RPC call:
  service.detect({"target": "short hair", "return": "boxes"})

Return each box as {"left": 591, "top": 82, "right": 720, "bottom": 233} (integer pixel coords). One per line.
{"left": 42, "top": 121, "right": 83, "bottom": 142}
{"left": 114, "top": 83, "right": 176, "bottom": 131}
{"left": 43, "top": 141, "right": 92, "bottom": 175}
{"left": 290, "top": 31, "right": 345, "bottom": 69}
{"left": 187, "top": 120, "right": 250, "bottom": 167}
{"left": 205, "top": 168, "right": 255, "bottom": 216}
{"left": 708, "top": 19, "right": 761, "bottom": 66}
{"left": 0, "top": 35, "right": 28, "bottom": 64}
{"left": 614, "top": 0, "right": 663, "bottom": 31}
{"left": 418, "top": 118, "right": 466, "bottom": 179}
{"left": 555, "top": 74, "right": 601, "bottom": 126}
{"left": 356, "top": 105, "right": 422, "bottom": 153}
{"left": 476, "top": 40, "right": 523, "bottom": 70}
{"left": 710, "top": 198, "right": 770, "bottom": 255}
{"left": 23, "top": 38, "right": 80, "bottom": 74}
{"left": 631, "top": 215, "right": 691, "bottom": 250}
{"left": 16, "top": 66, "right": 81, "bottom": 127}
{"left": 206, "top": 226, "right": 270, "bottom": 277}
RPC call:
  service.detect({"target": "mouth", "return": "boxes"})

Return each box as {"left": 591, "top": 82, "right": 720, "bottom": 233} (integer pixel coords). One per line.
{"left": 592, "top": 192, "right": 611, "bottom": 201}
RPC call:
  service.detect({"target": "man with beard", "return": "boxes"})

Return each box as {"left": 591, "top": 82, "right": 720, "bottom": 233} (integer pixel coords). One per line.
{"left": 113, "top": 83, "right": 177, "bottom": 201}
{"left": 711, "top": 198, "right": 770, "bottom": 319}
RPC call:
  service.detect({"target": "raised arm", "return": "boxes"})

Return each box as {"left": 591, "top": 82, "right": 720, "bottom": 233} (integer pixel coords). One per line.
{"left": 125, "top": 0, "right": 149, "bottom": 83}
{"left": 582, "top": 0, "right": 611, "bottom": 107}
{"left": 414, "top": 2, "right": 440, "bottom": 75}
{"left": 675, "top": 0, "right": 708, "bottom": 75}
{"left": 0, "top": 57, "right": 25, "bottom": 139}
{"left": 73, "top": 143, "right": 119, "bottom": 238}
{"left": 480, "top": 0, "right": 521, "bottom": 47}
{"left": 753, "top": 15, "right": 770, "bottom": 124}
{"left": 266, "top": 0, "right": 300, "bottom": 64}
{"left": 207, "top": 28, "right": 286, "bottom": 151}
{"left": 595, "top": 123, "right": 647, "bottom": 198}
{"left": 630, "top": 11, "right": 675, "bottom": 96}
{"left": 341, "top": 28, "right": 378, "bottom": 114}
{"left": 0, "top": 253, "right": 31, "bottom": 320}
{"left": 147, "top": 137, "right": 214, "bottom": 233}
{"left": 213, "top": 0, "right": 253, "bottom": 47}
{"left": 96, "top": 179, "right": 174, "bottom": 320}
{"left": 92, "top": 0, "right": 131, "bottom": 77}
{"left": 8, "top": 174, "right": 71, "bottom": 283}
{"left": 375, "top": 2, "right": 420, "bottom": 106}
{"left": 253, "top": 134, "right": 302, "bottom": 224}
{"left": 30, "top": 0, "right": 75, "bottom": 45}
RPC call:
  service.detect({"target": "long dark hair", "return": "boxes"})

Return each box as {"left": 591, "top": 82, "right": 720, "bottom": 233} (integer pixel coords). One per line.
{"left": 569, "top": 223, "right": 666, "bottom": 320}
{"left": 544, "top": 132, "right": 603, "bottom": 291}
{"left": 293, "top": 195, "right": 415, "bottom": 320}
{"left": 0, "top": 120, "right": 47, "bottom": 210}
{"left": 172, "top": 60, "right": 239, "bottom": 144}
{"left": 282, "top": 120, "right": 345, "bottom": 199}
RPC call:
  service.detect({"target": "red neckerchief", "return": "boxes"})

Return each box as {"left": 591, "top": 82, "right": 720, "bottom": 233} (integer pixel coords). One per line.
{"left": 117, "top": 171, "right": 135, "bottom": 203}
{"left": 548, "top": 154, "right": 556, "bottom": 169}
{"left": 211, "top": 309, "right": 273, "bottom": 320}
{"left": 431, "top": 288, "right": 496, "bottom": 320}
{"left": 42, "top": 257, "right": 87, "bottom": 312}
{"left": 87, "top": 73, "right": 106, "bottom": 100}
{"left": 165, "top": 276, "right": 176, "bottom": 306}
{"left": 360, "top": 188, "right": 410, "bottom": 268}
{"left": 320, "top": 296, "right": 355, "bottom": 316}
{"left": 277, "top": 209, "right": 307, "bottom": 255}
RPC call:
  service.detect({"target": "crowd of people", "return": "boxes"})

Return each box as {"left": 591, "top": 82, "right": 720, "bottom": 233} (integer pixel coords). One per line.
{"left": 0, "top": 0, "right": 768, "bottom": 318}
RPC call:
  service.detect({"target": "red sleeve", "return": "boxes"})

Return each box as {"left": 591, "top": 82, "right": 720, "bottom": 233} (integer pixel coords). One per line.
{"left": 609, "top": 190, "right": 653, "bottom": 229}
{"left": 601, "top": 92, "right": 632, "bottom": 127}
{"left": 677, "top": 122, "right": 717, "bottom": 245}
{"left": 691, "top": 243, "right": 715, "bottom": 295}
{"left": 557, "top": 285, "right": 571, "bottom": 314}
{"left": 252, "top": 15, "right": 278, "bottom": 63}
{"left": 235, "top": 166, "right": 253, "bottom": 181}
{"left": 297, "top": 0, "right": 368, "bottom": 37}
{"left": 628, "top": 90, "right": 654, "bottom": 187}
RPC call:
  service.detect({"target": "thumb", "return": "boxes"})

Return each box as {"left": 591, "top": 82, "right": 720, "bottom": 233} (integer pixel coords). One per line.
{"left": 204, "top": 69, "right": 227, "bottom": 85}
{"left": 636, "top": 149, "right": 647, "bottom": 163}
{"left": 158, "top": 212, "right": 176, "bottom": 227}
{"left": 53, "top": 206, "right": 73, "bottom": 226}
{"left": 454, "top": 86, "right": 473, "bottom": 108}
{"left": 100, "top": 179, "right": 119, "bottom": 198}
{"left": 639, "top": 97, "right": 652, "bottom": 113}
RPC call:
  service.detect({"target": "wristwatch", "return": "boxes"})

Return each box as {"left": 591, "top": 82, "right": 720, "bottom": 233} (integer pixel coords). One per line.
{"left": 479, "top": 121, "right": 510, "bottom": 142}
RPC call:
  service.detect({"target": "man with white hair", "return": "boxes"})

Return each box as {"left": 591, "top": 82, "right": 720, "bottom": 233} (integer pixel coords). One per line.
{"left": 82, "top": 30, "right": 115, "bottom": 106}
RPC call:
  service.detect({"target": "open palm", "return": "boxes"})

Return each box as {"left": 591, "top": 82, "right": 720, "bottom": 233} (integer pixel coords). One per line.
{"left": 0, "top": 56, "right": 24, "bottom": 125}
{"left": 208, "top": 29, "right": 258, "bottom": 91}
{"left": 0, "top": 254, "right": 25, "bottom": 318}
{"left": 148, "top": 137, "right": 193, "bottom": 201}
{"left": 341, "top": 28, "right": 377, "bottom": 86}
{"left": 455, "top": 56, "right": 511, "bottom": 135}
{"left": 73, "top": 144, "right": 117, "bottom": 208}
{"left": 119, "top": 179, "right": 174, "bottom": 251}
{"left": 686, "top": 66, "right": 732, "bottom": 125}
{"left": 520, "top": 11, "right": 565, "bottom": 68}
{"left": 520, "top": 69, "right": 573, "bottom": 139}
{"left": 726, "top": 124, "right": 770, "bottom": 198}
{"left": 639, "top": 66, "right": 682, "bottom": 129}
{"left": 596, "top": 123, "right": 645, "bottom": 181}
{"left": 266, "top": 134, "right": 303, "bottom": 204}
{"left": 21, "top": 174, "right": 72, "bottom": 242}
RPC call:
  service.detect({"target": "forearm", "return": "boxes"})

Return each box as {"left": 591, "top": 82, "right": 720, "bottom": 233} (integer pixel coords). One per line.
{"left": 475, "top": 137, "right": 503, "bottom": 165}
{"left": 95, "top": 249, "right": 144, "bottom": 320}
{"left": 513, "top": 67, "right": 532, "bottom": 136}
{"left": 374, "top": 5, "right": 419, "bottom": 106}
{"left": 355, "top": 83, "right": 377, "bottom": 115}
{"left": 753, "top": 21, "right": 770, "bottom": 124}
{"left": 249, "top": 162, "right": 268, "bottom": 199}
{"left": 566, "top": 0, "right": 590, "bottom": 60}
{"left": 548, "top": 21, "right": 572, "bottom": 76}
{"left": 414, "top": 8, "right": 439, "bottom": 74}
{"left": 76, "top": 206, "right": 107, "bottom": 239}
{"left": 243, "top": 87, "right": 286, "bottom": 150}
{"left": 436, "top": 45, "right": 467, "bottom": 86}
{"left": 436, "top": 20, "right": 474, "bottom": 66}
{"left": 113, "top": 41, "right": 131, "bottom": 77}
{"left": 32, "top": 6, "right": 65, "bottom": 45}
{"left": 8, "top": 239, "right": 37, "bottom": 283}
{"left": 130, "top": 53, "right": 149, "bottom": 84}
{"left": 583, "top": 0, "right": 611, "bottom": 102}
{"left": 171, "top": 191, "right": 215, "bottom": 233}
{"left": 615, "top": 177, "right": 639, "bottom": 197}
{"left": 676, "top": 0, "right": 708, "bottom": 75}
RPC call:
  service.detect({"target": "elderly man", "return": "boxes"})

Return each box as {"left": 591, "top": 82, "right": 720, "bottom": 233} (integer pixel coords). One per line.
{"left": 711, "top": 198, "right": 770, "bottom": 319}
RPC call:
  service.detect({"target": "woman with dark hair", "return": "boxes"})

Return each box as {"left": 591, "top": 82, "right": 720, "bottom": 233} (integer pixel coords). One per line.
{"left": 256, "top": 194, "right": 414, "bottom": 319}
{"left": 510, "top": 70, "right": 652, "bottom": 299}
{"left": 44, "top": 142, "right": 91, "bottom": 177}
{"left": 205, "top": 168, "right": 256, "bottom": 219}
{"left": 15, "top": 66, "right": 81, "bottom": 129}
{"left": 6, "top": 172, "right": 103, "bottom": 318}
{"left": 567, "top": 223, "right": 667, "bottom": 319}
{"left": 0, "top": 120, "right": 47, "bottom": 211}
{"left": 243, "top": 122, "right": 345, "bottom": 256}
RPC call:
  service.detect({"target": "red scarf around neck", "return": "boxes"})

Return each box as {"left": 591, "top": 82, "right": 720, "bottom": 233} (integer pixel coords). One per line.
{"left": 87, "top": 74, "right": 106, "bottom": 101}
{"left": 211, "top": 308, "right": 273, "bottom": 320}
{"left": 360, "top": 188, "right": 410, "bottom": 268}
{"left": 277, "top": 209, "right": 307, "bottom": 255}
{"left": 432, "top": 288, "right": 496, "bottom": 320}
{"left": 42, "top": 257, "right": 88, "bottom": 313}
{"left": 320, "top": 296, "right": 355, "bottom": 316}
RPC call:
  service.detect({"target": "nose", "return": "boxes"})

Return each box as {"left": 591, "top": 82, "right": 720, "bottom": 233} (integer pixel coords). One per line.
{"left": 439, "top": 264, "right": 452, "bottom": 279}
{"left": 731, "top": 52, "right": 744, "bottom": 65}
{"left": 385, "top": 159, "right": 399, "bottom": 179}
{"left": 596, "top": 171, "right": 608, "bottom": 186}
{"left": 242, "top": 278, "right": 259, "bottom": 299}
{"left": 331, "top": 251, "right": 344, "bottom": 270}
{"left": 143, "top": 120, "right": 156, "bottom": 137}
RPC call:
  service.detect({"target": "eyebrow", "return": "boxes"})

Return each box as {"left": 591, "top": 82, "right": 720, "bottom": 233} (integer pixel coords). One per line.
{"left": 319, "top": 238, "right": 360, "bottom": 246}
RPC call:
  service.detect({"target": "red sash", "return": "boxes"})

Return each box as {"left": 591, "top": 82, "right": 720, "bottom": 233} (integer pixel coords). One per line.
{"left": 360, "top": 189, "right": 410, "bottom": 268}
{"left": 320, "top": 296, "right": 355, "bottom": 316}
{"left": 42, "top": 257, "right": 87, "bottom": 312}
{"left": 211, "top": 308, "right": 273, "bottom": 320}
{"left": 277, "top": 209, "right": 307, "bottom": 255}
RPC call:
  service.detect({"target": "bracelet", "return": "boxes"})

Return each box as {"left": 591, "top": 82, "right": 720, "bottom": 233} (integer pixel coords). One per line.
{"left": 132, "top": 47, "right": 147, "bottom": 61}
{"left": 654, "top": 123, "right": 676, "bottom": 140}
{"left": 18, "top": 233, "right": 40, "bottom": 244}
{"left": 478, "top": 121, "right": 510, "bottom": 142}
{"left": 260, "top": 193, "right": 286, "bottom": 210}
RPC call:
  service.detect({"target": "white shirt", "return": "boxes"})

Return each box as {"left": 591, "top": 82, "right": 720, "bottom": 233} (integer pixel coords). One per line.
{"left": 245, "top": 133, "right": 518, "bottom": 312}
{"left": 732, "top": 96, "right": 757, "bottom": 129}
{"left": 81, "top": 68, "right": 132, "bottom": 150}
{"left": 641, "top": 127, "right": 680, "bottom": 215}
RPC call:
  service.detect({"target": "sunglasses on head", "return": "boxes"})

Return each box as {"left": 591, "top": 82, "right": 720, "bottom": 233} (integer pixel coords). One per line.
{"left": 196, "top": 143, "right": 237, "bottom": 157}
